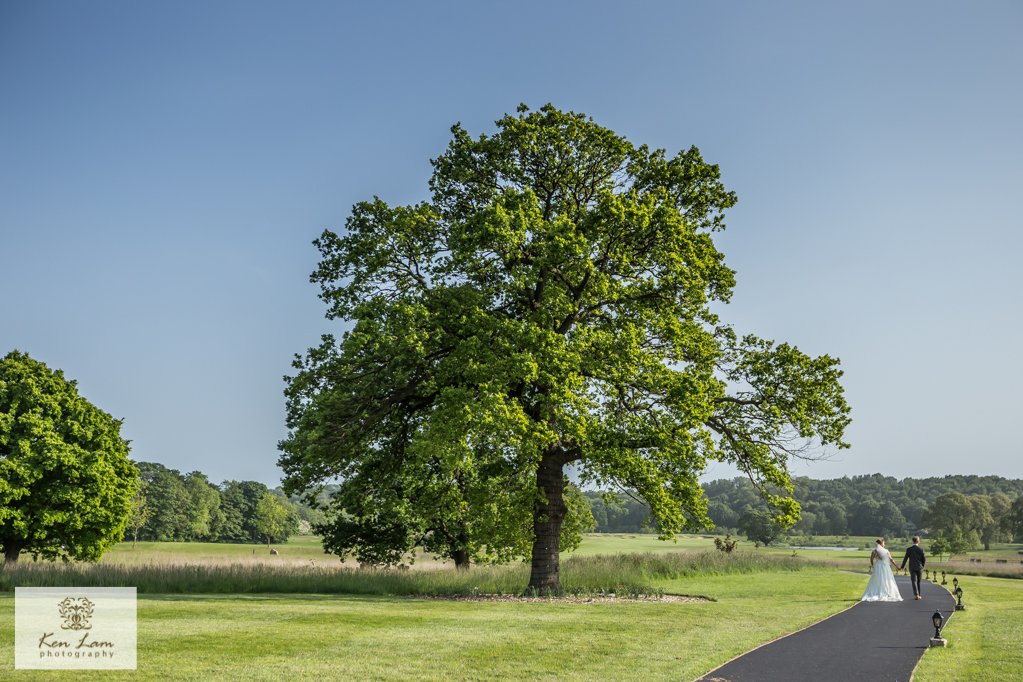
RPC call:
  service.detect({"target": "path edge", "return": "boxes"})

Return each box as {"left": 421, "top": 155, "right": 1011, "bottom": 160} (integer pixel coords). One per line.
{"left": 908, "top": 583, "right": 958, "bottom": 682}
{"left": 691, "top": 570, "right": 865, "bottom": 682}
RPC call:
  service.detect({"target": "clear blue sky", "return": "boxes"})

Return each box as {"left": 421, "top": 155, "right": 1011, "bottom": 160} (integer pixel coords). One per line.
{"left": 2, "top": 1, "right": 1021, "bottom": 486}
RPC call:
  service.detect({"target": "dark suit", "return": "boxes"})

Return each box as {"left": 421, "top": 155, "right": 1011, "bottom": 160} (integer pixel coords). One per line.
{"left": 900, "top": 544, "right": 926, "bottom": 597}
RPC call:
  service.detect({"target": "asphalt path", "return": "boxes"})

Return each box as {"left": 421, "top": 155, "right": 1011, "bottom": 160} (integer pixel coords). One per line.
{"left": 696, "top": 575, "right": 956, "bottom": 682}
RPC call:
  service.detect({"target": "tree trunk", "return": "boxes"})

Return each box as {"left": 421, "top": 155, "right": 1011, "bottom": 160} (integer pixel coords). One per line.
{"left": 527, "top": 454, "right": 567, "bottom": 594}
{"left": 3, "top": 542, "right": 21, "bottom": 565}
{"left": 452, "top": 548, "right": 470, "bottom": 571}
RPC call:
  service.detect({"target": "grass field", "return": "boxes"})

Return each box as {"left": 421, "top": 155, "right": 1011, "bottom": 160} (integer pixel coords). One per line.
{"left": 0, "top": 567, "right": 865, "bottom": 681}
{"left": 912, "top": 574, "right": 1023, "bottom": 682}
{"left": 2, "top": 534, "right": 1020, "bottom": 680}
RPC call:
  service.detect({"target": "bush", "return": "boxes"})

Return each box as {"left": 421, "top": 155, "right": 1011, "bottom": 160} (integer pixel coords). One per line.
{"left": 714, "top": 535, "right": 738, "bottom": 553}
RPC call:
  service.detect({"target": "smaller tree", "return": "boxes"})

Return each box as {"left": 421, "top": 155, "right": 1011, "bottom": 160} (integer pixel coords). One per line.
{"left": 737, "top": 508, "right": 783, "bottom": 547}
{"left": 125, "top": 483, "right": 152, "bottom": 549}
{"left": 1002, "top": 496, "right": 1023, "bottom": 541}
{"left": 927, "top": 536, "right": 950, "bottom": 562}
{"left": 979, "top": 493, "right": 1012, "bottom": 550}
{"left": 934, "top": 528, "right": 978, "bottom": 559}
{"left": 182, "top": 472, "right": 223, "bottom": 542}
{"left": 924, "top": 492, "right": 990, "bottom": 549}
{"left": 253, "top": 492, "right": 297, "bottom": 548}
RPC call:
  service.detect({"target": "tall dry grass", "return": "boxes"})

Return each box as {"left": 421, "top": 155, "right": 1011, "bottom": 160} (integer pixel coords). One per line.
{"left": 0, "top": 550, "right": 816, "bottom": 596}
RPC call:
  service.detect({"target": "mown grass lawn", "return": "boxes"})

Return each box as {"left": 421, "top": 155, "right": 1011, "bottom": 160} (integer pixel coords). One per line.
{"left": 0, "top": 568, "right": 864, "bottom": 681}
{"left": 5, "top": 535, "right": 1021, "bottom": 680}
{"left": 912, "top": 574, "right": 1023, "bottom": 682}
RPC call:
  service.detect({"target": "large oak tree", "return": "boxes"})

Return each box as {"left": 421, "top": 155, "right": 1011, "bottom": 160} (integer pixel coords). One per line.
{"left": 0, "top": 351, "right": 138, "bottom": 564}
{"left": 280, "top": 105, "right": 851, "bottom": 592}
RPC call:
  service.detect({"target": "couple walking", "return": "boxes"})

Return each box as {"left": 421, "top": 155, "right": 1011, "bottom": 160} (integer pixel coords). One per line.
{"left": 860, "top": 536, "right": 926, "bottom": 602}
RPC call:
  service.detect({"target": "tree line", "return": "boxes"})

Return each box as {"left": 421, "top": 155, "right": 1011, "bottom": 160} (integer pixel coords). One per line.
{"left": 588, "top": 474, "right": 1023, "bottom": 550}
{"left": 125, "top": 467, "right": 1023, "bottom": 555}
{"left": 584, "top": 491, "right": 653, "bottom": 533}
{"left": 128, "top": 462, "right": 322, "bottom": 547}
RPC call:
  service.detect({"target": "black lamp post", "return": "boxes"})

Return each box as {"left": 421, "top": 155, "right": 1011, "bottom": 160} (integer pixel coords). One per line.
{"left": 954, "top": 586, "right": 965, "bottom": 611}
{"left": 930, "top": 610, "right": 946, "bottom": 647}
{"left": 953, "top": 576, "right": 958, "bottom": 589}
{"left": 941, "top": 571, "right": 947, "bottom": 585}
{"left": 925, "top": 569, "right": 931, "bottom": 581}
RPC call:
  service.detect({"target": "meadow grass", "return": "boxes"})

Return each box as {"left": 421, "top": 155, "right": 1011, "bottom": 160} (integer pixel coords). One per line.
{"left": 0, "top": 550, "right": 812, "bottom": 596}
{"left": 99, "top": 534, "right": 333, "bottom": 564}
{"left": 105, "top": 532, "right": 720, "bottom": 564}
{"left": 0, "top": 567, "right": 865, "bottom": 681}
{"left": 566, "top": 532, "right": 712, "bottom": 556}
{"left": 912, "top": 574, "right": 1023, "bottom": 682}
{"left": 100, "top": 532, "right": 720, "bottom": 566}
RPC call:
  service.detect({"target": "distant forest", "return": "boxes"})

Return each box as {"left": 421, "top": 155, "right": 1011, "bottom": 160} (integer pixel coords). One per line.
{"left": 588, "top": 474, "right": 1023, "bottom": 539}
{"left": 130, "top": 462, "right": 1023, "bottom": 551}
{"left": 130, "top": 462, "right": 324, "bottom": 545}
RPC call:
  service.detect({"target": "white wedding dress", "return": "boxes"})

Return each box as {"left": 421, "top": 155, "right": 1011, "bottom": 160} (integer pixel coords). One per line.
{"left": 861, "top": 546, "right": 903, "bottom": 602}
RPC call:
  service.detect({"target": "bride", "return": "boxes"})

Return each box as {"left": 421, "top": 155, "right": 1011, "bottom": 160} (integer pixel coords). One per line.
{"left": 861, "top": 538, "right": 903, "bottom": 602}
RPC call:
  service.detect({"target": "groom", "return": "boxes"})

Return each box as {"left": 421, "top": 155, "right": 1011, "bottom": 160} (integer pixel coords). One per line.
{"left": 900, "top": 536, "right": 926, "bottom": 599}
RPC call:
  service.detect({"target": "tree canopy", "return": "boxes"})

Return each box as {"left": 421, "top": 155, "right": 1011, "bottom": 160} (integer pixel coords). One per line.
{"left": 1003, "top": 495, "right": 1023, "bottom": 542}
{"left": 0, "top": 350, "right": 138, "bottom": 563}
{"left": 280, "top": 105, "right": 851, "bottom": 592}
{"left": 737, "top": 507, "right": 784, "bottom": 546}
{"left": 923, "top": 491, "right": 1005, "bottom": 554}
{"left": 254, "top": 491, "right": 298, "bottom": 548}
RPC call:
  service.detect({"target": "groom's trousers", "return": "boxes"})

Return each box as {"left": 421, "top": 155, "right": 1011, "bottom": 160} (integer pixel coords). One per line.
{"left": 909, "top": 568, "right": 922, "bottom": 596}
